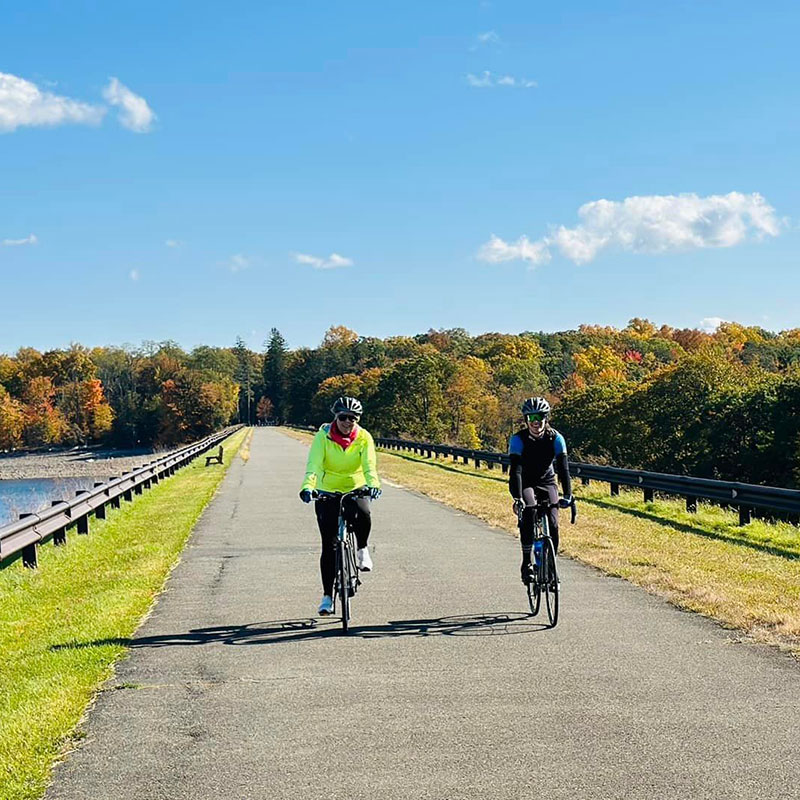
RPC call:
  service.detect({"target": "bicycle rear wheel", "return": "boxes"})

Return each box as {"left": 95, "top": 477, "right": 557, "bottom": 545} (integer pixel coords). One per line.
{"left": 526, "top": 572, "right": 541, "bottom": 616}
{"left": 525, "top": 522, "right": 543, "bottom": 617}
{"left": 543, "top": 538, "right": 559, "bottom": 628}
{"left": 337, "top": 541, "right": 351, "bottom": 632}
{"left": 346, "top": 529, "right": 360, "bottom": 598}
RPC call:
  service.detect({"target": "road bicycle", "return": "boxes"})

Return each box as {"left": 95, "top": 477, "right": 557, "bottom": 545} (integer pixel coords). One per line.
{"left": 515, "top": 497, "right": 576, "bottom": 628}
{"left": 312, "top": 487, "right": 372, "bottom": 632}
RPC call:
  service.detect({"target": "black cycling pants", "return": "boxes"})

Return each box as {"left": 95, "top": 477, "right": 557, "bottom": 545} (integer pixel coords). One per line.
{"left": 315, "top": 495, "right": 372, "bottom": 596}
{"left": 519, "top": 483, "right": 559, "bottom": 554}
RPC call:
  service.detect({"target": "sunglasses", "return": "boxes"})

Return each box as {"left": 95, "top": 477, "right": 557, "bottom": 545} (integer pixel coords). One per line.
{"left": 337, "top": 414, "right": 359, "bottom": 423}
{"left": 526, "top": 413, "right": 547, "bottom": 423}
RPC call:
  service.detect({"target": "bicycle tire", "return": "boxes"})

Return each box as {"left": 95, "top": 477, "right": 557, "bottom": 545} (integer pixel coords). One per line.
{"left": 526, "top": 517, "right": 542, "bottom": 616}
{"left": 346, "top": 529, "right": 359, "bottom": 597}
{"left": 543, "top": 537, "right": 559, "bottom": 628}
{"left": 338, "top": 541, "right": 350, "bottom": 632}
{"left": 526, "top": 573, "right": 541, "bottom": 616}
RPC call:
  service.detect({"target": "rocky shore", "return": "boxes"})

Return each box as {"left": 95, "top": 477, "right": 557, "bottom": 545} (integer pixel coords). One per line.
{"left": 0, "top": 446, "right": 176, "bottom": 480}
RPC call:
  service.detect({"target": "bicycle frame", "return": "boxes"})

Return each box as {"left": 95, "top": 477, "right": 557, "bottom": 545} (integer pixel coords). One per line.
{"left": 312, "top": 487, "right": 370, "bottom": 631}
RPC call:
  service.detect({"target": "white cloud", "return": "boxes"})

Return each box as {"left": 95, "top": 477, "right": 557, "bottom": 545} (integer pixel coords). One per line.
{"left": 699, "top": 317, "right": 727, "bottom": 333}
{"left": 129, "top": 269, "right": 140, "bottom": 281}
{"left": 0, "top": 72, "right": 105, "bottom": 133}
{"left": 472, "top": 30, "right": 501, "bottom": 49}
{"left": 478, "top": 192, "right": 781, "bottom": 267}
{"left": 2, "top": 233, "right": 37, "bottom": 246}
{"left": 225, "top": 254, "right": 250, "bottom": 273}
{"left": 102, "top": 78, "right": 155, "bottom": 133}
{"left": 478, "top": 234, "right": 550, "bottom": 265}
{"left": 466, "top": 70, "right": 537, "bottom": 89}
{"left": 165, "top": 239, "right": 182, "bottom": 247}
{"left": 292, "top": 252, "right": 354, "bottom": 270}
{"left": 466, "top": 71, "right": 493, "bottom": 88}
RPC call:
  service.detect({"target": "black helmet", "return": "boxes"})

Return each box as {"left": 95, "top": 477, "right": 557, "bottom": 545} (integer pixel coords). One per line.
{"left": 331, "top": 396, "right": 363, "bottom": 417}
{"left": 521, "top": 396, "right": 550, "bottom": 417}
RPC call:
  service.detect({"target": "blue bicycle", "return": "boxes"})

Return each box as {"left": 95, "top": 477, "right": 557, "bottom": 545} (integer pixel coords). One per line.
{"left": 515, "top": 498, "right": 576, "bottom": 627}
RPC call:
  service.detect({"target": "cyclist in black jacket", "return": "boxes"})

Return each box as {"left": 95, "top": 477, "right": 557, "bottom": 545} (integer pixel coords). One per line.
{"left": 508, "top": 397, "right": 573, "bottom": 584}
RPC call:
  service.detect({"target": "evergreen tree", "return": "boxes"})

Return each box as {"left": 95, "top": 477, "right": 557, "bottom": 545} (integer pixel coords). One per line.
{"left": 233, "top": 336, "right": 254, "bottom": 424}
{"left": 263, "top": 328, "right": 288, "bottom": 422}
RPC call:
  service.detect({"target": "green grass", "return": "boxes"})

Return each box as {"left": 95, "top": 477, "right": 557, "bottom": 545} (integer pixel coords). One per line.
{"left": 284, "top": 430, "right": 800, "bottom": 655}
{"left": 0, "top": 428, "right": 247, "bottom": 800}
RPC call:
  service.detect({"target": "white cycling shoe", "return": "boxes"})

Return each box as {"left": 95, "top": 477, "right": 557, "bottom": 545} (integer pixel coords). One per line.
{"left": 318, "top": 595, "right": 333, "bottom": 615}
{"left": 357, "top": 547, "right": 373, "bottom": 572}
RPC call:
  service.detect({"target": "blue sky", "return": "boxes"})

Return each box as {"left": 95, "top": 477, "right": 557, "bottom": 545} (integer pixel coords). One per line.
{"left": 1, "top": 0, "right": 798, "bottom": 353}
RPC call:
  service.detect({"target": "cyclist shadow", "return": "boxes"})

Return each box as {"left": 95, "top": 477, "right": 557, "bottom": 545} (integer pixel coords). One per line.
{"left": 52, "top": 613, "right": 551, "bottom": 651}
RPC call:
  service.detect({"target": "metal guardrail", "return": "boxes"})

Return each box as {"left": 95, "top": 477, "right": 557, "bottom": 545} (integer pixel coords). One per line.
{"left": 0, "top": 425, "right": 244, "bottom": 570}
{"left": 373, "top": 436, "right": 800, "bottom": 526}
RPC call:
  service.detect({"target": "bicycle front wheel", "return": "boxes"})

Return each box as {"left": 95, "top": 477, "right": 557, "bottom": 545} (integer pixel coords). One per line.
{"left": 338, "top": 541, "right": 351, "bottom": 632}
{"left": 543, "top": 538, "right": 559, "bottom": 628}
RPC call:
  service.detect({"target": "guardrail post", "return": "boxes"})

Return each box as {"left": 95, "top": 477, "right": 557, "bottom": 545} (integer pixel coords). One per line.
{"left": 487, "top": 460, "right": 494, "bottom": 470}
{"left": 122, "top": 471, "right": 133, "bottom": 501}
{"left": 109, "top": 478, "right": 121, "bottom": 508}
{"left": 738, "top": 506, "right": 752, "bottom": 525}
{"left": 581, "top": 477, "right": 590, "bottom": 486}
{"left": 643, "top": 488, "right": 654, "bottom": 503}
{"left": 52, "top": 501, "right": 67, "bottom": 545}
{"left": 20, "top": 513, "right": 37, "bottom": 568}
{"left": 134, "top": 481, "right": 144, "bottom": 495}
{"left": 685, "top": 496, "right": 697, "bottom": 513}
{"left": 462, "top": 455, "right": 469, "bottom": 465}
{"left": 610, "top": 483, "right": 620, "bottom": 496}
{"left": 76, "top": 491, "right": 90, "bottom": 534}
{"left": 474, "top": 457, "right": 480, "bottom": 468}
{"left": 502, "top": 463, "right": 509, "bottom": 474}
{"left": 94, "top": 483, "right": 107, "bottom": 519}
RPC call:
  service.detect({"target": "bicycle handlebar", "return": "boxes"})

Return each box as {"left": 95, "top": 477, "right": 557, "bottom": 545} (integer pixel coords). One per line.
{"left": 514, "top": 497, "right": 578, "bottom": 524}
{"left": 311, "top": 486, "right": 373, "bottom": 501}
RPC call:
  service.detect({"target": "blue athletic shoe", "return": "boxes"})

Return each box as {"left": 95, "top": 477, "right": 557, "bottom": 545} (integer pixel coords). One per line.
{"left": 318, "top": 595, "right": 333, "bottom": 615}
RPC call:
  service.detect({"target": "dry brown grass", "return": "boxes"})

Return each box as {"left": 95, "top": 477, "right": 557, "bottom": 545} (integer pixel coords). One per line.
{"left": 239, "top": 427, "right": 254, "bottom": 463}
{"left": 280, "top": 428, "right": 800, "bottom": 655}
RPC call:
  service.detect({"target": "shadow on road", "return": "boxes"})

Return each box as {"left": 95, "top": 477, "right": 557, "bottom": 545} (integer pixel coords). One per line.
{"left": 53, "top": 612, "right": 550, "bottom": 651}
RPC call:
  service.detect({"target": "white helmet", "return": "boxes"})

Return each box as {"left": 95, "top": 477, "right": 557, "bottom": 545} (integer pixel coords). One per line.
{"left": 331, "top": 396, "right": 363, "bottom": 417}
{"left": 521, "top": 396, "right": 550, "bottom": 417}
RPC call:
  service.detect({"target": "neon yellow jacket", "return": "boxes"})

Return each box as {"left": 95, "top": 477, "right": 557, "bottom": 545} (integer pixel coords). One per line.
{"left": 300, "top": 424, "right": 381, "bottom": 493}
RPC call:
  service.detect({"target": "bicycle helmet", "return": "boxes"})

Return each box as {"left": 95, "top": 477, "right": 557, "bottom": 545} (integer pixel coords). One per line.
{"left": 521, "top": 397, "right": 550, "bottom": 417}
{"left": 331, "top": 396, "right": 363, "bottom": 417}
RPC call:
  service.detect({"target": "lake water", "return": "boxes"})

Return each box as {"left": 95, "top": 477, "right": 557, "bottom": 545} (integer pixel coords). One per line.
{"left": 0, "top": 478, "right": 95, "bottom": 527}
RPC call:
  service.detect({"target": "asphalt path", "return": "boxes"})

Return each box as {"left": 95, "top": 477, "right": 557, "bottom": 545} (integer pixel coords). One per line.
{"left": 46, "top": 427, "right": 800, "bottom": 799}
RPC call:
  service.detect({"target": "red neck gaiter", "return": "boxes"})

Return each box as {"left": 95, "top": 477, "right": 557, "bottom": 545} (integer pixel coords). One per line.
{"left": 329, "top": 421, "right": 359, "bottom": 450}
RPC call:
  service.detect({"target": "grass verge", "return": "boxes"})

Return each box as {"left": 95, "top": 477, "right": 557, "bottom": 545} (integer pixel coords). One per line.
{"left": 0, "top": 427, "right": 247, "bottom": 800}
{"left": 283, "top": 428, "right": 800, "bottom": 656}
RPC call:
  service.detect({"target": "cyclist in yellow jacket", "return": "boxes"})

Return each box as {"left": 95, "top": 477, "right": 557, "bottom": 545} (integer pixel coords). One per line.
{"left": 299, "top": 396, "right": 382, "bottom": 615}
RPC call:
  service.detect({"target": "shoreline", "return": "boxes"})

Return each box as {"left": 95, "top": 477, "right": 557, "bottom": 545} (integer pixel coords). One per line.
{"left": 0, "top": 446, "right": 175, "bottom": 481}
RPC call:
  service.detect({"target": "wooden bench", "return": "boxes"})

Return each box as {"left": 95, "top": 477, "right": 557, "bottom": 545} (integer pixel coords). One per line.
{"left": 205, "top": 446, "right": 223, "bottom": 466}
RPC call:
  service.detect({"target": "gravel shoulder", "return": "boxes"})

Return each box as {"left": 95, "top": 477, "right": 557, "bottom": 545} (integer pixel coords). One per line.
{"left": 0, "top": 446, "right": 177, "bottom": 480}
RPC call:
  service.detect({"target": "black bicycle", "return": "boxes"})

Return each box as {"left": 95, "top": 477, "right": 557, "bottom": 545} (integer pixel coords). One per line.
{"left": 515, "top": 498, "right": 576, "bottom": 627}
{"left": 312, "top": 487, "right": 371, "bottom": 632}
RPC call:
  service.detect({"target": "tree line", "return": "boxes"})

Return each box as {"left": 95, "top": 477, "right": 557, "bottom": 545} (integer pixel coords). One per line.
{"left": 2, "top": 320, "right": 799, "bottom": 488}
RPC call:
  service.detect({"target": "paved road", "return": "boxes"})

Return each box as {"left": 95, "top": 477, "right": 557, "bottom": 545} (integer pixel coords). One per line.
{"left": 46, "top": 428, "right": 799, "bottom": 800}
